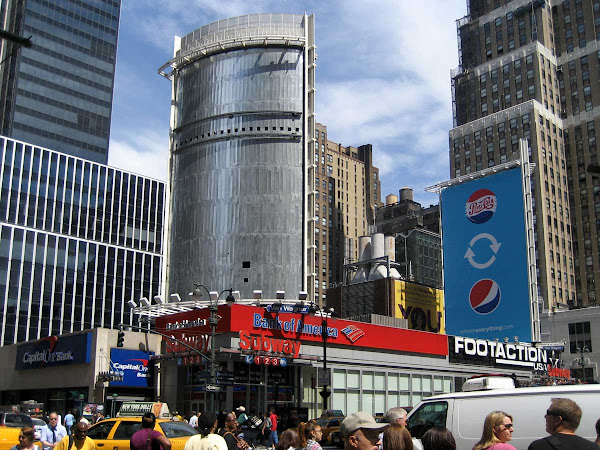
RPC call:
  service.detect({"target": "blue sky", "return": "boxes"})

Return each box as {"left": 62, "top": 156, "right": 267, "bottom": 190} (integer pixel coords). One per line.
{"left": 107, "top": 0, "right": 467, "bottom": 206}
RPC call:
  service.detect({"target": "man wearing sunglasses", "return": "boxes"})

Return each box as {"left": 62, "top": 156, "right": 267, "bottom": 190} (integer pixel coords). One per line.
{"left": 340, "top": 412, "right": 389, "bottom": 450}
{"left": 527, "top": 398, "right": 598, "bottom": 450}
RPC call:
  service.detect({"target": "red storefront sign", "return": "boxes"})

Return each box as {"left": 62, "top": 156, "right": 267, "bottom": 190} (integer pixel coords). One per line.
{"left": 155, "top": 304, "right": 448, "bottom": 356}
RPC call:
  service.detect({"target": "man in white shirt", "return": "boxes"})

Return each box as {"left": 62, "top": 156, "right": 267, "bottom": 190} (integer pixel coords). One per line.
{"left": 41, "top": 412, "right": 68, "bottom": 450}
{"left": 189, "top": 411, "right": 199, "bottom": 429}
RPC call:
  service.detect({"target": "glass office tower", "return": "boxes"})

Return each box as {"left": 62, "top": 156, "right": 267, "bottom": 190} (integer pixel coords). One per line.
{"left": 0, "top": 136, "right": 164, "bottom": 345}
{"left": 0, "top": 0, "right": 121, "bottom": 163}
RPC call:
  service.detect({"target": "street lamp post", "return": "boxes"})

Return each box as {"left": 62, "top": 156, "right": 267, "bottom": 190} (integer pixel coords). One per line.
{"left": 308, "top": 303, "right": 338, "bottom": 413}
{"left": 191, "top": 284, "right": 235, "bottom": 413}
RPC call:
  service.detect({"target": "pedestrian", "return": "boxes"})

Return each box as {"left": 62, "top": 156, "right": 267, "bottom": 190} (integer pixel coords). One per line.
{"left": 189, "top": 412, "right": 199, "bottom": 430}
{"left": 382, "top": 424, "right": 412, "bottom": 450}
{"left": 184, "top": 412, "right": 228, "bottom": 450}
{"left": 473, "top": 411, "right": 516, "bottom": 450}
{"left": 221, "top": 413, "right": 249, "bottom": 450}
{"left": 340, "top": 411, "right": 389, "bottom": 450}
{"left": 527, "top": 398, "right": 598, "bottom": 450}
{"left": 298, "top": 420, "right": 323, "bottom": 450}
{"left": 275, "top": 429, "right": 300, "bottom": 450}
{"left": 64, "top": 411, "right": 74, "bottom": 435}
{"left": 41, "top": 412, "right": 68, "bottom": 450}
{"left": 595, "top": 418, "right": 600, "bottom": 446}
{"left": 421, "top": 427, "right": 456, "bottom": 450}
{"left": 11, "top": 427, "right": 36, "bottom": 450}
{"left": 258, "top": 412, "right": 271, "bottom": 445}
{"left": 268, "top": 409, "right": 279, "bottom": 448}
{"left": 130, "top": 413, "right": 172, "bottom": 450}
{"left": 236, "top": 408, "right": 248, "bottom": 427}
{"left": 384, "top": 408, "right": 408, "bottom": 427}
{"left": 54, "top": 422, "right": 95, "bottom": 450}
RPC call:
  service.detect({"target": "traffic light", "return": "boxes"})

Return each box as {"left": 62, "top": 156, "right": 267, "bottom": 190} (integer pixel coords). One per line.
{"left": 117, "top": 329, "right": 125, "bottom": 347}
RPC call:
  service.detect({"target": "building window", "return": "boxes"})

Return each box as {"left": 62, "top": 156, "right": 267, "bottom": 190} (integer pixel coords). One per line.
{"left": 569, "top": 321, "right": 592, "bottom": 353}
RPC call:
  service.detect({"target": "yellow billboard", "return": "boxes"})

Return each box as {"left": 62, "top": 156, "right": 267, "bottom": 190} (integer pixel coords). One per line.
{"left": 393, "top": 280, "right": 445, "bottom": 334}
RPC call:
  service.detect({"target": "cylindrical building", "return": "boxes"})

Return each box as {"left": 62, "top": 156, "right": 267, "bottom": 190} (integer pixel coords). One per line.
{"left": 159, "top": 14, "right": 316, "bottom": 300}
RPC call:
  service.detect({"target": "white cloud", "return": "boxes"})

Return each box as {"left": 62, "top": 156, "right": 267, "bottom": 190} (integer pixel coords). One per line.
{"left": 108, "top": 131, "right": 169, "bottom": 182}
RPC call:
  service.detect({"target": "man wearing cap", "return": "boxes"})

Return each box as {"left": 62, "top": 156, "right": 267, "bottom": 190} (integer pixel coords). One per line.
{"left": 341, "top": 412, "right": 389, "bottom": 450}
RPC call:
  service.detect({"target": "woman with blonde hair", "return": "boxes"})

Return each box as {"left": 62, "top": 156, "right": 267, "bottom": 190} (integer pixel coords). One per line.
{"left": 473, "top": 411, "right": 516, "bottom": 450}
{"left": 298, "top": 420, "right": 323, "bottom": 450}
{"left": 383, "top": 423, "right": 413, "bottom": 450}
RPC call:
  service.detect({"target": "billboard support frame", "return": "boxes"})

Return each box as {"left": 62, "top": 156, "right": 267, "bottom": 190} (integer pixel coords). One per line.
{"left": 426, "top": 141, "right": 539, "bottom": 343}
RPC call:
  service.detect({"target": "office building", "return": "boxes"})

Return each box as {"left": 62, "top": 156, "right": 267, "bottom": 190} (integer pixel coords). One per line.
{"left": 0, "top": 135, "right": 165, "bottom": 346}
{"left": 540, "top": 305, "right": 599, "bottom": 382}
{"left": 375, "top": 188, "right": 441, "bottom": 289}
{"left": 376, "top": 188, "right": 440, "bottom": 235}
{"left": 0, "top": 0, "right": 121, "bottom": 163}
{"left": 449, "top": 0, "right": 576, "bottom": 309}
{"left": 313, "top": 123, "right": 382, "bottom": 301}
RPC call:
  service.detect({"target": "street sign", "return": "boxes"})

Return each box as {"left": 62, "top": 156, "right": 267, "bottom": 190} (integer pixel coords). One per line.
{"left": 265, "top": 303, "right": 309, "bottom": 314}
{"left": 318, "top": 368, "right": 331, "bottom": 387}
{"left": 205, "top": 385, "right": 221, "bottom": 392}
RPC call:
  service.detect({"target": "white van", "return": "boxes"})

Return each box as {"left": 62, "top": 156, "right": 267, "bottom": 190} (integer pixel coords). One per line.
{"left": 406, "top": 384, "right": 600, "bottom": 450}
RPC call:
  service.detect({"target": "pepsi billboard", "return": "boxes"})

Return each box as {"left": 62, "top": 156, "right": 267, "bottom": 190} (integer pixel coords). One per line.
{"left": 110, "top": 348, "right": 154, "bottom": 388}
{"left": 441, "top": 167, "right": 533, "bottom": 341}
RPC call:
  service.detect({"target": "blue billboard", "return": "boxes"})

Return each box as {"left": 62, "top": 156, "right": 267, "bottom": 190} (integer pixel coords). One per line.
{"left": 441, "top": 167, "right": 532, "bottom": 341}
{"left": 110, "top": 348, "right": 154, "bottom": 388}
{"left": 16, "top": 333, "right": 92, "bottom": 370}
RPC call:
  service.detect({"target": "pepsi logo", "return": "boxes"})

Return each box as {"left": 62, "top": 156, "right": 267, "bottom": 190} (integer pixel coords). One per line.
{"left": 465, "top": 189, "right": 497, "bottom": 224}
{"left": 469, "top": 279, "right": 501, "bottom": 314}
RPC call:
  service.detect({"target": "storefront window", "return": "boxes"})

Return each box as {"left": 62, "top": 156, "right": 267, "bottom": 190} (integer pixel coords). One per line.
{"left": 363, "top": 371, "right": 373, "bottom": 390}
{"left": 347, "top": 370, "right": 359, "bottom": 388}
{"left": 334, "top": 369, "right": 345, "bottom": 387}
{"left": 412, "top": 375, "right": 421, "bottom": 392}
{"left": 399, "top": 374, "right": 410, "bottom": 390}
{"left": 374, "top": 392, "right": 385, "bottom": 415}
{"left": 374, "top": 372, "right": 385, "bottom": 390}
{"left": 388, "top": 374, "right": 399, "bottom": 391}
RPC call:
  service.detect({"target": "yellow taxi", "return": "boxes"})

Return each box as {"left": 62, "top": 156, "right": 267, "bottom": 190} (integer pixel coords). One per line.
{"left": 0, "top": 412, "right": 42, "bottom": 450}
{"left": 87, "top": 418, "right": 198, "bottom": 450}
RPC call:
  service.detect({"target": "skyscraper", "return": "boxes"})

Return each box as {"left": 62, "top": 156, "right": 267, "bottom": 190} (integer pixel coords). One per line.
{"left": 0, "top": 135, "right": 164, "bottom": 346}
{"left": 159, "top": 14, "right": 316, "bottom": 301}
{"left": 450, "top": 0, "right": 576, "bottom": 310}
{"left": 314, "top": 123, "right": 381, "bottom": 301}
{"left": 0, "top": 0, "right": 121, "bottom": 163}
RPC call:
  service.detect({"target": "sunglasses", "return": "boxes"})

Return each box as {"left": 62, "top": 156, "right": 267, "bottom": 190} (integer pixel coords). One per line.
{"left": 546, "top": 410, "right": 561, "bottom": 417}
{"left": 502, "top": 424, "right": 514, "bottom": 429}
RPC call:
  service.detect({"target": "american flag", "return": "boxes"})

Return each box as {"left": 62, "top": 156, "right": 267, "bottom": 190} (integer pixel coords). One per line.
{"left": 341, "top": 325, "right": 365, "bottom": 343}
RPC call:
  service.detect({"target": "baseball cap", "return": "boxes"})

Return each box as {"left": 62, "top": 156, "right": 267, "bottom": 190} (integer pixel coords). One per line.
{"left": 237, "top": 406, "right": 246, "bottom": 412}
{"left": 341, "top": 412, "right": 389, "bottom": 437}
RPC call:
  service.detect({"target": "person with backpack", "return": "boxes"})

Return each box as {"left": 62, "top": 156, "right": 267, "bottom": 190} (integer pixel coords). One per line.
{"left": 130, "top": 413, "right": 172, "bottom": 450}
{"left": 260, "top": 412, "right": 272, "bottom": 445}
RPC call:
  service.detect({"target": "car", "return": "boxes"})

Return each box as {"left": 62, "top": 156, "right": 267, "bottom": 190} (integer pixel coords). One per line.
{"left": 87, "top": 417, "right": 199, "bottom": 450}
{"left": 0, "top": 412, "right": 35, "bottom": 450}
{"left": 31, "top": 418, "right": 47, "bottom": 441}
{"left": 314, "top": 416, "right": 345, "bottom": 444}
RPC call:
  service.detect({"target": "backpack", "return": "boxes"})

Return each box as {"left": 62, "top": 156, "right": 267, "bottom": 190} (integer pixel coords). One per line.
{"left": 265, "top": 417, "right": 272, "bottom": 428}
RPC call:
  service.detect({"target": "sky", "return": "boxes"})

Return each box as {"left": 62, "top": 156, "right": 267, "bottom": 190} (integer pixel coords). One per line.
{"left": 107, "top": 0, "right": 467, "bottom": 207}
